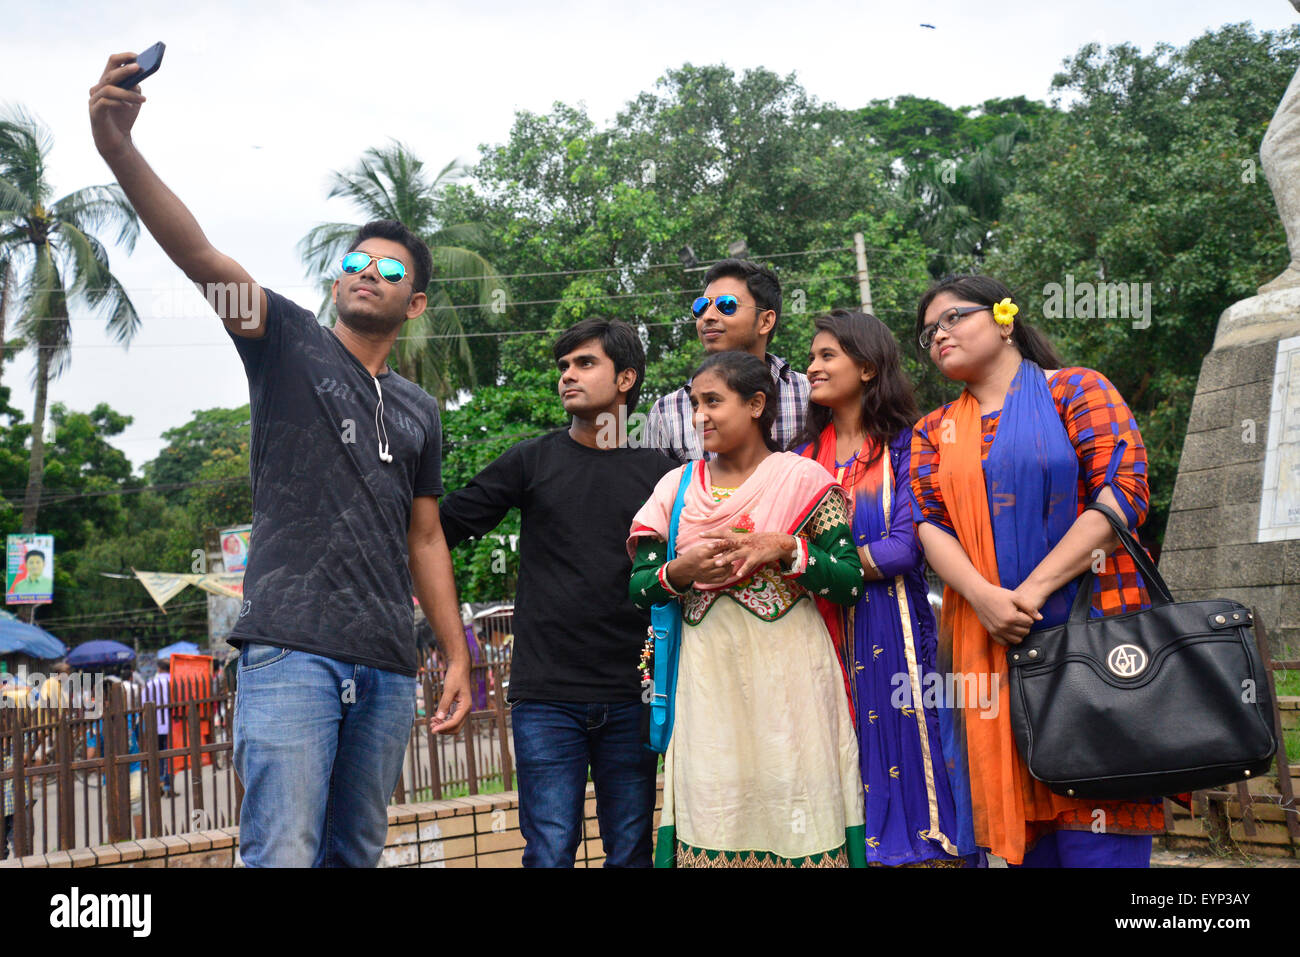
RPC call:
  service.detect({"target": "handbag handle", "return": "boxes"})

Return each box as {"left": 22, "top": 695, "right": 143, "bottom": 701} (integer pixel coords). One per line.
{"left": 1066, "top": 501, "right": 1174, "bottom": 621}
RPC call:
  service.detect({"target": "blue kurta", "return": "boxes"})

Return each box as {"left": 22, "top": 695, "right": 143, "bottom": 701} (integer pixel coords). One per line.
{"left": 801, "top": 429, "right": 970, "bottom": 866}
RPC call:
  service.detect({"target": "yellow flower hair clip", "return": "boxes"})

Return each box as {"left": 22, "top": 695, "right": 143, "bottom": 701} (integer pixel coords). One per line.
{"left": 992, "top": 298, "right": 1019, "bottom": 326}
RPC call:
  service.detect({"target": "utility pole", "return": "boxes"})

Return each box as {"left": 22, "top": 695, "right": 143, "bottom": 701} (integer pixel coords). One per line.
{"left": 853, "top": 232, "right": 874, "bottom": 315}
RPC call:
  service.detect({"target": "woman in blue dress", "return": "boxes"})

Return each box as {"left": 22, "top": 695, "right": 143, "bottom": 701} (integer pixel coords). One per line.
{"left": 793, "top": 310, "right": 974, "bottom": 866}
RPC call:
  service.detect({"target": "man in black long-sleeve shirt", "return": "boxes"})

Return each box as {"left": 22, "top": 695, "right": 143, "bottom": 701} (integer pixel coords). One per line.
{"left": 439, "top": 319, "right": 675, "bottom": 867}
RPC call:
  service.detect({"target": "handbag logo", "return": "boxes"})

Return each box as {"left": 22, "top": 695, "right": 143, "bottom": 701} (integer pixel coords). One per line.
{"left": 1107, "top": 644, "right": 1148, "bottom": 677}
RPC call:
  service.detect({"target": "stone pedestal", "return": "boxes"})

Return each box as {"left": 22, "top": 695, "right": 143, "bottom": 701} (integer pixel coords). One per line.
{"left": 1161, "top": 289, "right": 1300, "bottom": 657}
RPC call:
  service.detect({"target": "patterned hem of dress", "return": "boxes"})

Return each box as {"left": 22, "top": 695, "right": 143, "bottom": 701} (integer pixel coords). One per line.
{"left": 675, "top": 839, "right": 850, "bottom": 869}
{"left": 869, "top": 855, "right": 968, "bottom": 868}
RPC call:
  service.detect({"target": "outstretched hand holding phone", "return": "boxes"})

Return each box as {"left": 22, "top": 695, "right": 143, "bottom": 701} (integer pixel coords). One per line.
{"left": 88, "top": 52, "right": 148, "bottom": 162}
{"left": 88, "top": 51, "right": 267, "bottom": 338}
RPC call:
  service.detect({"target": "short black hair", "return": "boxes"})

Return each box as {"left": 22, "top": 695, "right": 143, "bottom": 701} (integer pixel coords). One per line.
{"left": 25, "top": 550, "right": 45, "bottom": 563}
{"left": 702, "top": 258, "right": 783, "bottom": 340}
{"left": 552, "top": 318, "right": 646, "bottom": 409}
{"left": 347, "top": 220, "right": 433, "bottom": 293}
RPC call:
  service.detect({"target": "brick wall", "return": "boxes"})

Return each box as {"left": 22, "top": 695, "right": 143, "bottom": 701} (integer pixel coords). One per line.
{"left": 0, "top": 779, "right": 665, "bottom": 869}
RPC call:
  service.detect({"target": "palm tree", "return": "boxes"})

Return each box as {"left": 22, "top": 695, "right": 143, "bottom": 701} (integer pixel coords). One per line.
{"left": 899, "top": 120, "right": 1028, "bottom": 276}
{"left": 0, "top": 107, "right": 140, "bottom": 535}
{"left": 298, "top": 142, "right": 506, "bottom": 401}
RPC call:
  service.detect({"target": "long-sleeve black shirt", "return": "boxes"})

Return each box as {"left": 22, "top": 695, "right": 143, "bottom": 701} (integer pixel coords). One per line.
{"left": 438, "top": 429, "right": 675, "bottom": 702}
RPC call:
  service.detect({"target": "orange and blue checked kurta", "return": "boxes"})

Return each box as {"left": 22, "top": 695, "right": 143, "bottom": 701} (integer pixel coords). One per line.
{"left": 911, "top": 366, "right": 1152, "bottom": 617}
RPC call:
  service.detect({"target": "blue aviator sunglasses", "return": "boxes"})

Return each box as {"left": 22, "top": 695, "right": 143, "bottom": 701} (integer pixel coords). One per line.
{"left": 341, "top": 251, "right": 406, "bottom": 284}
{"left": 691, "top": 293, "right": 761, "bottom": 319}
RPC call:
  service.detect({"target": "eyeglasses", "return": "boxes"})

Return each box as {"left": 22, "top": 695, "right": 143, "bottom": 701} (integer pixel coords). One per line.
{"left": 690, "top": 294, "right": 763, "bottom": 319}
{"left": 341, "top": 251, "right": 406, "bottom": 284}
{"left": 919, "top": 305, "right": 990, "bottom": 350}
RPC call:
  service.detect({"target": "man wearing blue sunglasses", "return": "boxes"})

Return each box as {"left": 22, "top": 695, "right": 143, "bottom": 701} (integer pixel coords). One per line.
{"left": 89, "top": 51, "right": 471, "bottom": 867}
{"left": 648, "top": 259, "right": 810, "bottom": 462}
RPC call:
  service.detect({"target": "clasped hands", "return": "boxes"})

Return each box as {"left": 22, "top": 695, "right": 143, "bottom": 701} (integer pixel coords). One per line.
{"left": 973, "top": 580, "right": 1048, "bottom": 645}
{"left": 665, "top": 530, "right": 796, "bottom": 590}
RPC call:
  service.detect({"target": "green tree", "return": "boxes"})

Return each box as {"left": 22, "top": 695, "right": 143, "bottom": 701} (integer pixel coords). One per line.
{"left": 0, "top": 107, "right": 140, "bottom": 537}
{"left": 144, "top": 405, "right": 250, "bottom": 499}
{"left": 984, "top": 23, "right": 1299, "bottom": 540}
{"left": 296, "top": 143, "right": 506, "bottom": 400}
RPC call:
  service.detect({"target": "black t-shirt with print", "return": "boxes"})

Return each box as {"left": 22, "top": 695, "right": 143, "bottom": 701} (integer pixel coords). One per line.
{"left": 225, "top": 288, "right": 443, "bottom": 676}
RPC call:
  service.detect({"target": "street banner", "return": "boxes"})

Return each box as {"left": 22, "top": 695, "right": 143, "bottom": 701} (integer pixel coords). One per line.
{"left": 6, "top": 534, "right": 54, "bottom": 605}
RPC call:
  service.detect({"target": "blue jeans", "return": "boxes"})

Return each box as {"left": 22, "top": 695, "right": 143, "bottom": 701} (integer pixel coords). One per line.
{"left": 233, "top": 643, "right": 415, "bottom": 868}
{"left": 510, "top": 700, "right": 657, "bottom": 868}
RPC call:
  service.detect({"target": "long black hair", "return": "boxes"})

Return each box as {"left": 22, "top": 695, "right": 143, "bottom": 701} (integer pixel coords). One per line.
{"left": 792, "top": 310, "right": 920, "bottom": 471}
{"left": 692, "top": 351, "right": 781, "bottom": 453}
{"left": 915, "top": 274, "right": 1062, "bottom": 369}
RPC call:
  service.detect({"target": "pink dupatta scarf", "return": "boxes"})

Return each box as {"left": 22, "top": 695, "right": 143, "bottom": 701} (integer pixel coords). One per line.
{"left": 627, "top": 451, "right": 842, "bottom": 590}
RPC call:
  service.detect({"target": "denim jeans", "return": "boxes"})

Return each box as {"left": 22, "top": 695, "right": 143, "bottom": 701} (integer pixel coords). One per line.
{"left": 233, "top": 643, "right": 415, "bottom": 867}
{"left": 510, "top": 700, "right": 657, "bottom": 868}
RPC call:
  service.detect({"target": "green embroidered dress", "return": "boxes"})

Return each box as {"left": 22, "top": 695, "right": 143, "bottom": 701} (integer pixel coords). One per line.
{"left": 631, "top": 484, "right": 867, "bottom": 868}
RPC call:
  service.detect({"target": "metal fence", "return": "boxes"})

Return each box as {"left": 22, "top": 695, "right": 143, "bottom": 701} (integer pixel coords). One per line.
{"left": 0, "top": 656, "right": 514, "bottom": 859}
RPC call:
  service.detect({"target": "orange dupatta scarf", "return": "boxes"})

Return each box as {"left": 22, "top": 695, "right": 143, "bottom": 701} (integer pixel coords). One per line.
{"left": 935, "top": 390, "right": 1096, "bottom": 865}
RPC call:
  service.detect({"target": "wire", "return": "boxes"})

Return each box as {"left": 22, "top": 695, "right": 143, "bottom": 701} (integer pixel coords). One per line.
{"left": 9, "top": 244, "right": 861, "bottom": 298}
{"left": 1, "top": 271, "right": 891, "bottom": 337}
{"left": 0, "top": 428, "right": 561, "bottom": 505}
{"left": 34, "top": 600, "right": 209, "bottom": 626}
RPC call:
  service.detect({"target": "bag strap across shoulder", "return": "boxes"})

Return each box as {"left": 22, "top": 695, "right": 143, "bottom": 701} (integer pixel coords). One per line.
{"left": 666, "top": 462, "right": 694, "bottom": 563}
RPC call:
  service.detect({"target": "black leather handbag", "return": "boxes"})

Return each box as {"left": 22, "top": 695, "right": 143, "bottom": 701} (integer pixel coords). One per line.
{"left": 1006, "top": 502, "right": 1277, "bottom": 800}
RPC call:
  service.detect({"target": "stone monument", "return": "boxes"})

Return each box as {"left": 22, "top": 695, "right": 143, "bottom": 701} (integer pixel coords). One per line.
{"left": 1161, "top": 10, "right": 1300, "bottom": 657}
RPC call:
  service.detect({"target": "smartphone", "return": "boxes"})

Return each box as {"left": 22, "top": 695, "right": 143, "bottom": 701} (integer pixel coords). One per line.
{"left": 119, "top": 42, "right": 165, "bottom": 90}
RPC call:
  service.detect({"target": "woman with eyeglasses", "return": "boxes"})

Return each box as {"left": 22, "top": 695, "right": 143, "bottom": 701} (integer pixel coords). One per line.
{"left": 910, "top": 274, "right": 1163, "bottom": 868}
{"left": 791, "top": 309, "right": 973, "bottom": 867}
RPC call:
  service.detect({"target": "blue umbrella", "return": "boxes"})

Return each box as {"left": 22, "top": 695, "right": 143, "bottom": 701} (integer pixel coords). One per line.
{"left": 156, "top": 641, "right": 199, "bottom": 660}
{"left": 66, "top": 639, "right": 135, "bottom": 668}
{"left": 0, "top": 610, "right": 68, "bottom": 660}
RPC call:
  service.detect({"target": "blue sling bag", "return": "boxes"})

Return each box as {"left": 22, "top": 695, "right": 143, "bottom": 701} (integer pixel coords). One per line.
{"left": 647, "top": 461, "right": 693, "bottom": 754}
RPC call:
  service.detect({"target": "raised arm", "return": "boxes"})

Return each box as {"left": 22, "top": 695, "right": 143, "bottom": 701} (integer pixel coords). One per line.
{"left": 88, "top": 52, "right": 267, "bottom": 338}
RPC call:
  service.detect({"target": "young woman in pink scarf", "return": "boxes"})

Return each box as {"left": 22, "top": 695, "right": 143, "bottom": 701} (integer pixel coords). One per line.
{"left": 628, "top": 351, "right": 866, "bottom": 867}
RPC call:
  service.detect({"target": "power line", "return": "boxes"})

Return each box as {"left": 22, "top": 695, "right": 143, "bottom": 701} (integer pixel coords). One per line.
{"left": 36, "top": 600, "right": 210, "bottom": 628}
{"left": 4, "top": 271, "right": 875, "bottom": 330}
{"left": 10, "top": 243, "right": 864, "bottom": 299}
{"left": 0, "top": 272, "right": 933, "bottom": 349}
{"left": 0, "top": 428, "right": 562, "bottom": 505}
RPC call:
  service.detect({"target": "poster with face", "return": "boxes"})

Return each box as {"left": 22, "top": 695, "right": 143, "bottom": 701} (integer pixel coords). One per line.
{"left": 6, "top": 534, "right": 55, "bottom": 605}
{"left": 219, "top": 525, "right": 251, "bottom": 573}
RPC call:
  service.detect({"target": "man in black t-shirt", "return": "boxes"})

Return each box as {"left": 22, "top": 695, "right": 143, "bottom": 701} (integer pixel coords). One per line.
{"left": 90, "top": 53, "right": 471, "bottom": 867}
{"left": 440, "top": 319, "right": 675, "bottom": 867}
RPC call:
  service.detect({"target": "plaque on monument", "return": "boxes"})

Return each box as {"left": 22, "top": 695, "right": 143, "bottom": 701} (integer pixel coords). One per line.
{"left": 1259, "top": 334, "right": 1300, "bottom": 541}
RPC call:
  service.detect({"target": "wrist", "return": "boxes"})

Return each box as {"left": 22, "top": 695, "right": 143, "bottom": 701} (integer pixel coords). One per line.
{"left": 97, "top": 137, "right": 136, "bottom": 166}
{"left": 665, "top": 558, "right": 689, "bottom": 591}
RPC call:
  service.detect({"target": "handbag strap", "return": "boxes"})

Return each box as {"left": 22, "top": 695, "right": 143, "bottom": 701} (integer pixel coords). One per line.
{"left": 1067, "top": 501, "right": 1174, "bottom": 621}
{"left": 666, "top": 461, "right": 694, "bottom": 563}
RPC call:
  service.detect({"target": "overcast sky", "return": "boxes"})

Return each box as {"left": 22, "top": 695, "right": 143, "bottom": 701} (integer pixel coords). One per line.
{"left": 3, "top": 0, "right": 1296, "bottom": 470}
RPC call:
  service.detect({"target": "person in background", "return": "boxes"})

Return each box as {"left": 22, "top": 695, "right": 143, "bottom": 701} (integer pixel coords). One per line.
{"left": 648, "top": 259, "right": 809, "bottom": 462}
{"left": 143, "top": 658, "right": 174, "bottom": 797}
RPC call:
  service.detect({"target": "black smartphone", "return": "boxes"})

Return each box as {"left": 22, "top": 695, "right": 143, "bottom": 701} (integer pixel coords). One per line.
{"left": 119, "top": 42, "right": 165, "bottom": 90}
